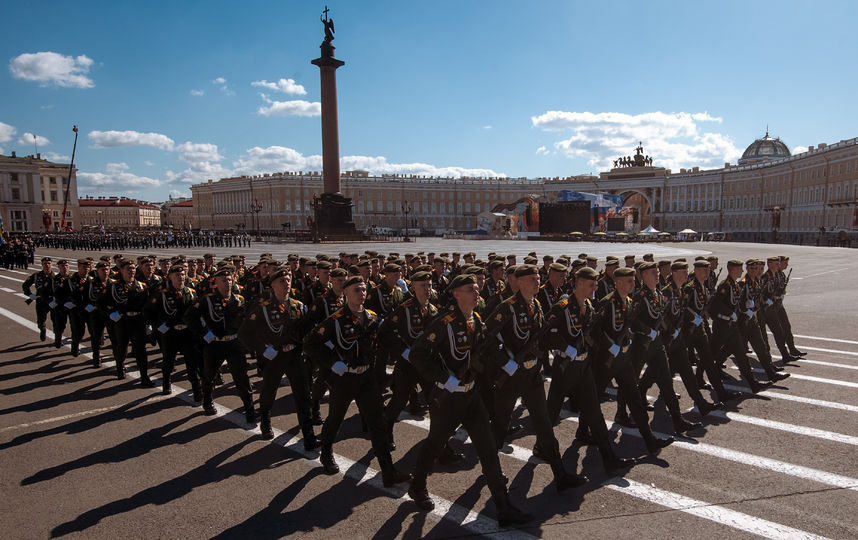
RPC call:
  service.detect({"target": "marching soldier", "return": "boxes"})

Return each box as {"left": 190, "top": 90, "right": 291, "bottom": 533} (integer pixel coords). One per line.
{"left": 101, "top": 259, "right": 153, "bottom": 386}
{"left": 596, "top": 256, "right": 619, "bottom": 299}
{"left": 83, "top": 261, "right": 110, "bottom": 367}
{"left": 49, "top": 259, "right": 74, "bottom": 349}
{"left": 303, "top": 276, "right": 410, "bottom": 487}
{"left": 23, "top": 257, "right": 54, "bottom": 341}
{"left": 365, "top": 262, "right": 406, "bottom": 389}
{"left": 544, "top": 267, "right": 635, "bottom": 473}
{"left": 739, "top": 259, "right": 789, "bottom": 382}
{"left": 628, "top": 262, "right": 702, "bottom": 435}
{"left": 407, "top": 273, "right": 533, "bottom": 527}
{"left": 67, "top": 258, "right": 93, "bottom": 357}
{"left": 144, "top": 264, "right": 201, "bottom": 397}
{"left": 485, "top": 264, "right": 588, "bottom": 491}
{"left": 592, "top": 267, "right": 675, "bottom": 453}
{"left": 239, "top": 266, "right": 319, "bottom": 450}
{"left": 184, "top": 265, "right": 256, "bottom": 422}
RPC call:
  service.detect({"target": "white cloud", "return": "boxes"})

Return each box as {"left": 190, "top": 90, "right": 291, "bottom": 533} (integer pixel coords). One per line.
{"left": 78, "top": 162, "right": 162, "bottom": 192}
{"left": 212, "top": 76, "right": 234, "bottom": 96}
{"left": 531, "top": 110, "right": 741, "bottom": 171}
{"left": 190, "top": 89, "right": 204, "bottom": 96}
{"left": 0, "top": 122, "right": 16, "bottom": 143}
{"left": 231, "top": 145, "right": 504, "bottom": 178}
{"left": 256, "top": 94, "right": 321, "bottom": 117}
{"left": 18, "top": 132, "right": 51, "bottom": 146}
{"left": 175, "top": 141, "right": 222, "bottom": 164}
{"left": 144, "top": 160, "right": 155, "bottom": 166}
{"left": 165, "top": 141, "right": 229, "bottom": 184}
{"left": 89, "top": 130, "right": 175, "bottom": 150}
{"left": 535, "top": 145, "right": 549, "bottom": 156}
{"left": 45, "top": 152, "right": 70, "bottom": 162}
{"left": 251, "top": 78, "right": 307, "bottom": 95}
{"left": 9, "top": 51, "right": 94, "bottom": 88}
{"left": 169, "top": 189, "right": 190, "bottom": 199}
{"left": 483, "top": 125, "right": 492, "bottom": 130}
{"left": 41, "top": 104, "right": 54, "bottom": 110}
{"left": 793, "top": 145, "right": 808, "bottom": 155}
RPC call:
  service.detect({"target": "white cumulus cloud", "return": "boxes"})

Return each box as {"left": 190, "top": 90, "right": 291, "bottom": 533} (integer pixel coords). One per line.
{"left": 212, "top": 76, "right": 234, "bottom": 96}
{"left": 89, "top": 130, "right": 175, "bottom": 150}
{"left": 535, "top": 145, "right": 549, "bottom": 156}
{"left": 251, "top": 78, "right": 307, "bottom": 95}
{"left": 45, "top": 152, "right": 70, "bottom": 162}
{"left": 190, "top": 89, "right": 204, "bottom": 96}
{"left": 231, "top": 146, "right": 504, "bottom": 178}
{"left": 169, "top": 189, "right": 190, "bottom": 199}
{"left": 256, "top": 94, "right": 321, "bottom": 117}
{"left": 531, "top": 110, "right": 741, "bottom": 171}
{"left": 9, "top": 51, "right": 95, "bottom": 88}
{"left": 0, "top": 122, "right": 16, "bottom": 143}
{"left": 18, "top": 132, "right": 51, "bottom": 146}
{"left": 165, "top": 142, "right": 229, "bottom": 184}
{"left": 175, "top": 141, "right": 223, "bottom": 164}
{"left": 78, "top": 162, "right": 162, "bottom": 192}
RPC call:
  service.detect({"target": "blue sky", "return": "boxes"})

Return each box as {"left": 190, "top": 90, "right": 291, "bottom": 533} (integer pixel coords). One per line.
{"left": 2, "top": 0, "right": 857, "bottom": 202}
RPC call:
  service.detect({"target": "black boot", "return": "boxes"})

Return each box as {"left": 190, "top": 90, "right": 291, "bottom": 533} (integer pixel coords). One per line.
{"left": 71, "top": 343, "right": 79, "bottom": 357}
{"left": 92, "top": 352, "right": 101, "bottom": 368}
{"left": 408, "top": 471, "right": 434, "bottom": 510}
{"left": 116, "top": 362, "right": 126, "bottom": 380}
{"left": 789, "top": 348, "right": 807, "bottom": 357}
{"left": 161, "top": 374, "right": 172, "bottom": 395}
{"left": 202, "top": 394, "right": 216, "bottom": 415}
{"left": 40, "top": 327, "right": 46, "bottom": 341}
{"left": 381, "top": 462, "right": 411, "bottom": 487}
{"left": 259, "top": 411, "right": 274, "bottom": 440}
{"left": 438, "top": 443, "right": 465, "bottom": 465}
{"left": 644, "top": 434, "right": 674, "bottom": 454}
{"left": 303, "top": 432, "right": 321, "bottom": 451}
{"left": 54, "top": 336, "right": 62, "bottom": 349}
{"left": 613, "top": 411, "right": 636, "bottom": 428}
{"left": 493, "top": 492, "right": 534, "bottom": 528}
{"left": 600, "top": 444, "right": 634, "bottom": 474}
{"left": 696, "top": 400, "right": 721, "bottom": 416}
{"left": 140, "top": 374, "right": 155, "bottom": 388}
{"left": 244, "top": 401, "right": 258, "bottom": 424}
{"left": 320, "top": 444, "right": 339, "bottom": 475}
{"left": 386, "top": 420, "right": 396, "bottom": 451}
{"left": 767, "top": 370, "right": 790, "bottom": 382}
{"left": 549, "top": 458, "right": 588, "bottom": 492}
{"left": 575, "top": 425, "right": 596, "bottom": 445}
{"left": 671, "top": 412, "right": 702, "bottom": 434}
{"left": 191, "top": 382, "right": 202, "bottom": 403}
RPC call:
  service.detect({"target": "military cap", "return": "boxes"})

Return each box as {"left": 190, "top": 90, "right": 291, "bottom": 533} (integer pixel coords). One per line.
{"left": 543, "top": 255, "right": 554, "bottom": 261}
{"left": 586, "top": 255, "right": 598, "bottom": 263}
{"left": 95, "top": 261, "right": 109, "bottom": 269}
{"left": 343, "top": 275, "right": 365, "bottom": 289}
{"left": 433, "top": 257, "right": 445, "bottom": 264}
{"left": 657, "top": 259, "right": 671, "bottom": 268}
{"left": 571, "top": 258, "right": 586, "bottom": 269}
{"left": 633, "top": 261, "right": 644, "bottom": 269}
{"left": 99, "top": 255, "right": 111, "bottom": 262}
{"left": 269, "top": 266, "right": 292, "bottom": 281}
{"left": 440, "top": 252, "right": 449, "bottom": 258}
{"left": 779, "top": 255, "right": 789, "bottom": 262}
{"left": 287, "top": 254, "right": 299, "bottom": 262}
{"left": 213, "top": 265, "right": 235, "bottom": 277}
{"left": 605, "top": 256, "right": 619, "bottom": 265}
{"left": 356, "top": 259, "right": 370, "bottom": 267}
{"left": 578, "top": 253, "right": 588, "bottom": 259}
{"left": 549, "top": 262, "right": 567, "bottom": 273}
{"left": 624, "top": 254, "right": 635, "bottom": 260}
{"left": 745, "top": 259, "right": 757, "bottom": 266}
{"left": 330, "top": 268, "right": 348, "bottom": 278}
{"left": 506, "top": 254, "right": 516, "bottom": 260}
{"left": 448, "top": 273, "right": 477, "bottom": 290}
{"left": 613, "top": 267, "right": 635, "bottom": 277}
{"left": 195, "top": 257, "right": 205, "bottom": 264}
{"left": 639, "top": 261, "right": 658, "bottom": 272}
{"left": 505, "top": 265, "right": 518, "bottom": 276}
{"left": 118, "top": 258, "right": 135, "bottom": 268}
{"left": 358, "top": 254, "right": 370, "bottom": 261}
{"left": 727, "top": 259, "right": 744, "bottom": 268}
{"left": 576, "top": 267, "right": 599, "bottom": 281}
{"left": 204, "top": 253, "right": 216, "bottom": 258}
{"left": 466, "top": 251, "right": 476, "bottom": 258}
{"left": 488, "top": 260, "right": 505, "bottom": 271}
{"left": 383, "top": 262, "right": 401, "bottom": 273}
{"left": 523, "top": 256, "right": 538, "bottom": 265}
{"left": 57, "top": 259, "right": 69, "bottom": 265}
{"left": 317, "top": 260, "right": 333, "bottom": 270}
{"left": 168, "top": 264, "right": 185, "bottom": 274}
{"left": 674, "top": 257, "right": 687, "bottom": 263}
{"left": 514, "top": 264, "right": 539, "bottom": 278}
{"left": 413, "top": 264, "right": 432, "bottom": 273}
{"left": 76, "top": 258, "right": 90, "bottom": 265}
{"left": 404, "top": 253, "right": 415, "bottom": 259}
{"left": 474, "top": 259, "right": 486, "bottom": 266}
{"left": 113, "top": 254, "right": 123, "bottom": 260}
{"left": 693, "top": 260, "right": 711, "bottom": 268}
{"left": 528, "top": 251, "right": 537, "bottom": 257}
{"left": 671, "top": 261, "right": 689, "bottom": 271}
{"left": 465, "top": 266, "right": 485, "bottom": 276}
{"left": 410, "top": 271, "right": 431, "bottom": 282}
{"left": 706, "top": 255, "right": 719, "bottom": 262}
{"left": 305, "top": 259, "right": 317, "bottom": 267}
{"left": 694, "top": 255, "right": 706, "bottom": 261}
{"left": 767, "top": 256, "right": 779, "bottom": 263}
{"left": 86, "top": 256, "right": 94, "bottom": 262}
{"left": 643, "top": 253, "right": 654, "bottom": 261}
{"left": 452, "top": 252, "right": 461, "bottom": 257}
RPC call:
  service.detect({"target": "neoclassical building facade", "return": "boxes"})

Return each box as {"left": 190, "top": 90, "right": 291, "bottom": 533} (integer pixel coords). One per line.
{"left": 189, "top": 134, "right": 858, "bottom": 243}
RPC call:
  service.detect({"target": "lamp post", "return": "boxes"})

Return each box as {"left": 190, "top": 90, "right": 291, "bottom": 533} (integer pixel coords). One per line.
{"left": 311, "top": 193, "right": 321, "bottom": 243}
{"left": 402, "top": 200, "right": 411, "bottom": 242}
{"left": 250, "top": 199, "right": 263, "bottom": 237}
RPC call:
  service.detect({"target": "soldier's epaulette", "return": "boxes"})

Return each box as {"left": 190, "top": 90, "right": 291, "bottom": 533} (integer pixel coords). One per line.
{"left": 290, "top": 298, "right": 303, "bottom": 308}
{"left": 400, "top": 297, "right": 416, "bottom": 308}
{"left": 330, "top": 308, "right": 346, "bottom": 319}
{"left": 558, "top": 296, "right": 570, "bottom": 308}
{"left": 501, "top": 295, "right": 517, "bottom": 305}
{"left": 440, "top": 312, "right": 456, "bottom": 325}
{"left": 365, "top": 308, "right": 377, "bottom": 319}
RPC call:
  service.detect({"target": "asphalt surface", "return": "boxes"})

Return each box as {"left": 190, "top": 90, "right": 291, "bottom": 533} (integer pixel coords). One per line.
{"left": 1, "top": 239, "right": 857, "bottom": 539}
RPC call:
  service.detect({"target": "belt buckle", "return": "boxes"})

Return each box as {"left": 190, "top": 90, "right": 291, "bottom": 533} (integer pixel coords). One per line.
{"left": 577, "top": 353, "right": 587, "bottom": 362}
{"left": 622, "top": 344, "right": 630, "bottom": 354}
{"left": 463, "top": 382, "right": 472, "bottom": 392}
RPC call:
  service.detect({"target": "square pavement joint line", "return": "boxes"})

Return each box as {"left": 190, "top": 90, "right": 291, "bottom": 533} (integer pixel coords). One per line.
{"left": 0, "top": 304, "right": 534, "bottom": 539}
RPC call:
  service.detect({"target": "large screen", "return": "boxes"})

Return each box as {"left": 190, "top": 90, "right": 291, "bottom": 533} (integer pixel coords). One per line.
{"left": 539, "top": 201, "right": 590, "bottom": 234}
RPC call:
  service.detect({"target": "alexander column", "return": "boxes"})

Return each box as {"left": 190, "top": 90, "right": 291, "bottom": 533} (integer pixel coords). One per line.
{"left": 311, "top": 6, "right": 356, "bottom": 238}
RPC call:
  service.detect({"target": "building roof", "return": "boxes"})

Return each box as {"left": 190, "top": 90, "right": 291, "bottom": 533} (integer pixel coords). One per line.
{"left": 79, "top": 196, "right": 159, "bottom": 209}
{"left": 738, "top": 132, "right": 791, "bottom": 165}
{"left": 171, "top": 200, "right": 194, "bottom": 207}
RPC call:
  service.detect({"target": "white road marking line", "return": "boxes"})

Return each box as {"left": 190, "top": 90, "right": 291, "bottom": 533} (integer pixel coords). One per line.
{"left": 0, "top": 274, "right": 23, "bottom": 283}
{"left": 400, "top": 416, "right": 835, "bottom": 539}
{"left": 716, "top": 381, "right": 858, "bottom": 413}
{"left": 723, "top": 364, "right": 858, "bottom": 389}
{"left": 768, "top": 331, "right": 858, "bottom": 347}
{"left": 4, "top": 269, "right": 30, "bottom": 276}
{"left": 0, "top": 305, "right": 531, "bottom": 538}
{"left": 793, "top": 345, "right": 858, "bottom": 357}
{"left": 0, "top": 406, "right": 121, "bottom": 433}
{"left": 791, "top": 267, "right": 851, "bottom": 280}
{"left": 751, "top": 352, "right": 857, "bottom": 370}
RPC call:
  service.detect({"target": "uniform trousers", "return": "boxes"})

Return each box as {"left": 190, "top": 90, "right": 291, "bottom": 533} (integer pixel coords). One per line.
{"left": 86, "top": 313, "right": 106, "bottom": 361}
{"left": 159, "top": 329, "right": 201, "bottom": 385}
{"left": 113, "top": 315, "right": 149, "bottom": 377}
{"left": 202, "top": 341, "right": 252, "bottom": 406}
{"left": 546, "top": 355, "right": 611, "bottom": 447}
{"left": 710, "top": 320, "right": 757, "bottom": 387}
{"left": 320, "top": 370, "right": 392, "bottom": 463}
{"left": 741, "top": 318, "right": 780, "bottom": 377}
{"left": 259, "top": 349, "right": 313, "bottom": 438}
{"left": 491, "top": 364, "right": 561, "bottom": 460}
{"left": 663, "top": 336, "right": 711, "bottom": 407}
{"left": 632, "top": 336, "right": 682, "bottom": 416}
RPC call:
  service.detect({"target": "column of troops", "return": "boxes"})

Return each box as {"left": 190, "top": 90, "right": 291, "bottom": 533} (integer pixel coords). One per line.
{"left": 21, "top": 248, "right": 804, "bottom": 527}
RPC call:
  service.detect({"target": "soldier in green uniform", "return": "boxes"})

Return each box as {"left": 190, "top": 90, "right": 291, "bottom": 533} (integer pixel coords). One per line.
{"left": 486, "top": 265, "right": 588, "bottom": 491}
{"left": 708, "top": 260, "right": 770, "bottom": 394}
{"left": 303, "top": 276, "right": 410, "bottom": 487}
{"left": 48, "top": 259, "right": 74, "bottom": 349}
{"left": 239, "top": 266, "right": 319, "bottom": 450}
{"left": 307, "top": 267, "right": 348, "bottom": 424}
{"left": 628, "top": 262, "right": 702, "bottom": 435}
{"left": 739, "top": 259, "right": 790, "bottom": 382}
{"left": 82, "top": 261, "right": 110, "bottom": 367}
{"left": 407, "top": 273, "right": 533, "bottom": 527}
{"left": 101, "top": 259, "right": 153, "bottom": 386}
{"left": 67, "top": 258, "right": 93, "bottom": 357}
{"left": 145, "top": 264, "right": 200, "bottom": 397}
{"left": 365, "top": 263, "right": 406, "bottom": 391}
{"left": 593, "top": 267, "right": 675, "bottom": 453}
{"left": 544, "top": 267, "right": 635, "bottom": 473}
{"left": 185, "top": 265, "right": 255, "bottom": 422}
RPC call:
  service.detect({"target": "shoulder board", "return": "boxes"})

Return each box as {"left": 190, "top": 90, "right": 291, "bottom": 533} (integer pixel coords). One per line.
{"left": 440, "top": 312, "right": 456, "bottom": 324}
{"left": 558, "top": 297, "right": 570, "bottom": 307}
{"left": 365, "top": 308, "right": 377, "bottom": 318}
{"left": 290, "top": 298, "right": 304, "bottom": 308}
{"left": 400, "top": 298, "right": 416, "bottom": 307}
{"left": 502, "top": 295, "right": 517, "bottom": 305}
{"left": 330, "top": 308, "right": 346, "bottom": 319}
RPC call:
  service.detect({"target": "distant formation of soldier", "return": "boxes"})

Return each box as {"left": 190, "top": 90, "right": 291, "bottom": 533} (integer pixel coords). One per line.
{"left": 20, "top": 247, "right": 804, "bottom": 527}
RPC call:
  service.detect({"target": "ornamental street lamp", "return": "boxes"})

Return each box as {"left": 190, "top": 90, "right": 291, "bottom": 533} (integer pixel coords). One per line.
{"left": 250, "top": 199, "right": 263, "bottom": 236}
{"left": 402, "top": 201, "right": 411, "bottom": 242}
